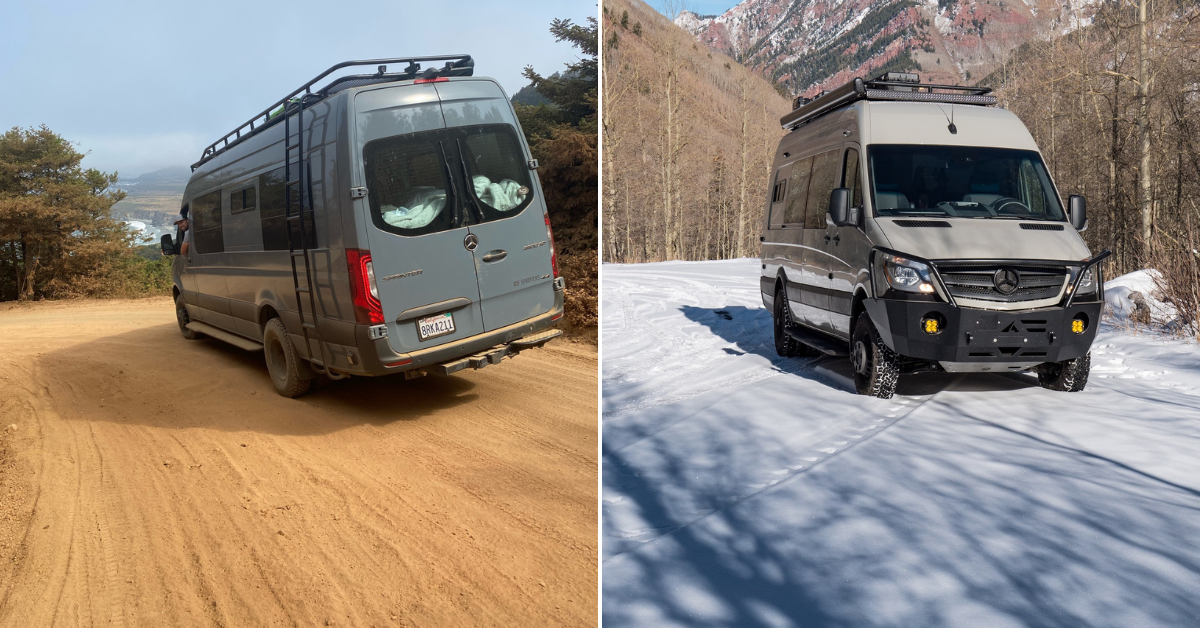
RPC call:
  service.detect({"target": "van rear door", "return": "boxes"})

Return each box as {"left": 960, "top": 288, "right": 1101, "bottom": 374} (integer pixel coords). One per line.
{"left": 354, "top": 86, "right": 486, "bottom": 353}
{"left": 436, "top": 82, "right": 556, "bottom": 331}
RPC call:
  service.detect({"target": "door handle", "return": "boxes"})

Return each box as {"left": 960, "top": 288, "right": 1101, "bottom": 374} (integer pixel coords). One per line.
{"left": 482, "top": 250, "right": 507, "bottom": 263}
{"left": 833, "top": 235, "right": 840, "bottom": 244}
{"left": 824, "top": 234, "right": 831, "bottom": 244}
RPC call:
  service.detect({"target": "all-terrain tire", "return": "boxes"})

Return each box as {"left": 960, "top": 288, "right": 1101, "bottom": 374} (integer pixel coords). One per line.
{"left": 1037, "top": 352, "right": 1091, "bottom": 392}
{"left": 774, "top": 286, "right": 817, "bottom": 358}
{"left": 262, "top": 318, "right": 312, "bottom": 398}
{"left": 176, "top": 294, "right": 198, "bottom": 340}
{"left": 851, "top": 312, "right": 899, "bottom": 398}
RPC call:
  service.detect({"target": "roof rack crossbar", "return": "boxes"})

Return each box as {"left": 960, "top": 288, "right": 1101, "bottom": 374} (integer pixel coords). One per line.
{"left": 192, "top": 55, "right": 474, "bottom": 171}
{"left": 780, "top": 72, "right": 997, "bottom": 131}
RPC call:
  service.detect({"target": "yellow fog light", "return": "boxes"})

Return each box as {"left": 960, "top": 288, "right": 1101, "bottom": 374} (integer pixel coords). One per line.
{"left": 1071, "top": 314, "right": 1088, "bottom": 334}
{"left": 922, "top": 313, "right": 945, "bottom": 335}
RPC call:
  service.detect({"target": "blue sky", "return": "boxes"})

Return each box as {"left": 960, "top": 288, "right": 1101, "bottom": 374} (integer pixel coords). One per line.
{"left": 0, "top": 0, "right": 595, "bottom": 178}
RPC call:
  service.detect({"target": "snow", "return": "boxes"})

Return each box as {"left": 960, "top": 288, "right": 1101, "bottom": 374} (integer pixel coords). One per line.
{"left": 1104, "top": 269, "right": 1177, "bottom": 325}
{"left": 603, "top": 258, "right": 1200, "bottom": 627}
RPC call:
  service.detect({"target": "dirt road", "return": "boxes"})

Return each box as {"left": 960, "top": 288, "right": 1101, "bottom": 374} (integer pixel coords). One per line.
{"left": 0, "top": 298, "right": 597, "bottom": 627}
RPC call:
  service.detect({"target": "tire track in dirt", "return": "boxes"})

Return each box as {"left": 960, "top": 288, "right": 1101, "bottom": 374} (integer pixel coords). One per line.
{"left": 0, "top": 298, "right": 597, "bottom": 627}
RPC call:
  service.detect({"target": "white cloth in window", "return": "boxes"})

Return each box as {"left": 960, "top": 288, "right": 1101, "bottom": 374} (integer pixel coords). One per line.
{"left": 381, "top": 187, "right": 446, "bottom": 228}
{"left": 472, "top": 176, "right": 527, "bottom": 212}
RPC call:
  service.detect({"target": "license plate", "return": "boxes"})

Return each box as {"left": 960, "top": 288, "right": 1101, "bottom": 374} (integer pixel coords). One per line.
{"left": 417, "top": 312, "right": 455, "bottom": 340}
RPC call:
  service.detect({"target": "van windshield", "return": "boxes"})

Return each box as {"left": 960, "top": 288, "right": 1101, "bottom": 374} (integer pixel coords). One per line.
{"left": 868, "top": 145, "right": 1065, "bottom": 221}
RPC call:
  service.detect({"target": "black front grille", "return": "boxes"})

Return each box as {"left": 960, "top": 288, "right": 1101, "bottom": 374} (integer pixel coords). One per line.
{"left": 935, "top": 262, "right": 1067, "bottom": 303}
{"left": 1020, "top": 223, "right": 1066, "bottom": 231}
{"left": 894, "top": 220, "right": 952, "bottom": 228}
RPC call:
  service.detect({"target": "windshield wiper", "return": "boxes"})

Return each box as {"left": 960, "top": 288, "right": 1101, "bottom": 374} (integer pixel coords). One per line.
{"left": 454, "top": 139, "right": 486, "bottom": 224}
{"left": 437, "top": 141, "right": 463, "bottom": 228}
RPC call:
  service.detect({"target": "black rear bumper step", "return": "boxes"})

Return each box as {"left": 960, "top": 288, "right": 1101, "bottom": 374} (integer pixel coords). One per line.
{"left": 435, "top": 329, "right": 563, "bottom": 375}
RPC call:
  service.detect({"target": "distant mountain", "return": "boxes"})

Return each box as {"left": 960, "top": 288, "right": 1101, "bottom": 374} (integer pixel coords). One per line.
{"left": 676, "top": 0, "right": 1098, "bottom": 96}
{"left": 115, "top": 166, "right": 190, "bottom": 197}
{"left": 512, "top": 83, "right": 551, "bottom": 106}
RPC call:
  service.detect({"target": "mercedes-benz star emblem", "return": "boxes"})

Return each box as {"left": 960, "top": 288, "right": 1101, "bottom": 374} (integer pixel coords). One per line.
{"left": 993, "top": 268, "right": 1020, "bottom": 295}
{"left": 463, "top": 234, "right": 479, "bottom": 251}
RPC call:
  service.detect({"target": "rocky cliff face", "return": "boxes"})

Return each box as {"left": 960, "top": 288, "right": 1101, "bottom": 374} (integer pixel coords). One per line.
{"left": 677, "top": 0, "right": 1096, "bottom": 96}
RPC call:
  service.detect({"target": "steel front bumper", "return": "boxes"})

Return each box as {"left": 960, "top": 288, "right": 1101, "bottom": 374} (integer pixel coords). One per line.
{"left": 864, "top": 298, "right": 1103, "bottom": 364}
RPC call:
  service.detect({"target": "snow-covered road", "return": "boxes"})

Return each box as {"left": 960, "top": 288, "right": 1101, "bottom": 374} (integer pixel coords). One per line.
{"left": 602, "top": 259, "right": 1200, "bottom": 628}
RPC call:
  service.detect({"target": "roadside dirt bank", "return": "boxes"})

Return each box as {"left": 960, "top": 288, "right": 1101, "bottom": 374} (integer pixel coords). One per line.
{"left": 0, "top": 297, "right": 597, "bottom": 627}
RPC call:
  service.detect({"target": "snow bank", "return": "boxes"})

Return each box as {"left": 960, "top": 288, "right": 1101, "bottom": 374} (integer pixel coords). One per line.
{"left": 1104, "top": 269, "right": 1177, "bottom": 325}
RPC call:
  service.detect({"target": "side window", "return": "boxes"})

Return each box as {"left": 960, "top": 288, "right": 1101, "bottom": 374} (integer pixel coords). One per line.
{"left": 230, "top": 184, "right": 257, "bottom": 214}
{"left": 782, "top": 156, "right": 812, "bottom": 225}
{"left": 259, "top": 167, "right": 315, "bottom": 250}
{"left": 191, "top": 190, "right": 224, "bottom": 254}
{"left": 1018, "top": 159, "right": 1048, "bottom": 216}
{"left": 805, "top": 150, "right": 840, "bottom": 229}
{"left": 843, "top": 148, "right": 862, "bottom": 208}
{"left": 767, "top": 163, "right": 791, "bottom": 228}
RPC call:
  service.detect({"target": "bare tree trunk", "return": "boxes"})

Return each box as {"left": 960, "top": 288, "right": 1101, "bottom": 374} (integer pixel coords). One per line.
{"left": 1138, "top": 0, "right": 1153, "bottom": 250}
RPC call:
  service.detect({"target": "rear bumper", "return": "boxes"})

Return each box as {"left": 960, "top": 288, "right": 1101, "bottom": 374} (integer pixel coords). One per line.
{"left": 355, "top": 289, "right": 565, "bottom": 376}
{"left": 864, "top": 297, "right": 1102, "bottom": 364}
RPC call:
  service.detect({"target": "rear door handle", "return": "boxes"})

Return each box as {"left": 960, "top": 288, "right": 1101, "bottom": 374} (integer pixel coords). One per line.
{"left": 482, "top": 250, "right": 507, "bottom": 263}
{"left": 824, "top": 235, "right": 831, "bottom": 244}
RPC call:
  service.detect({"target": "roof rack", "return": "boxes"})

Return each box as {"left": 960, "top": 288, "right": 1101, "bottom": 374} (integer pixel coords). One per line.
{"left": 191, "top": 55, "right": 474, "bottom": 171}
{"left": 780, "top": 72, "right": 996, "bottom": 131}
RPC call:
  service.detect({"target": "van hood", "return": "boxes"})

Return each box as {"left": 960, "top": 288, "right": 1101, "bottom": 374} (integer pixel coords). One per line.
{"left": 873, "top": 217, "right": 1092, "bottom": 262}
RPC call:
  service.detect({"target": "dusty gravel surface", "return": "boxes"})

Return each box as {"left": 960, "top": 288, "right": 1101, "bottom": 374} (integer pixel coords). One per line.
{"left": 0, "top": 298, "right": 597, "bottom": 627}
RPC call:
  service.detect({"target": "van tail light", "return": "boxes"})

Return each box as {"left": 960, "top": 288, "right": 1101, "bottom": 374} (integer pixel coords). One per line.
{"left": 545, "top": 213, "right": 560, "bottom": 279}
{"left": 346, "top": 248, "right": 384, "bottom": 325}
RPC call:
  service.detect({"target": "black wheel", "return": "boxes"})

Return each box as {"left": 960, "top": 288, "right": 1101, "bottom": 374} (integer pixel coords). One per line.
{"left": 1037, "top": 353, "right": 1090, "bottom": 392}
{"left": 262, "top": 318, "right": 312, "bottom": 398}
{"left": 774, "top": 286, "right": 816, "bottom": 357}
{"left": 851, "top": 312, "right": 899, "bottom": 398}
{"left": 175, "top": 294, "right": 198, "bottom": 340}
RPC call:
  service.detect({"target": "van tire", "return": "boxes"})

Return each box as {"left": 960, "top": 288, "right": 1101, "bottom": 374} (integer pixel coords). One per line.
{"left": 262, "top": 318, "right": 312, "bottom": 398}
{"left": 774, "top": 286, "right": 816, "bottom": 358}
{"left": 176, "top": 294, "right": 198, "bottom": 340}
{"left": 852, "top": 313, "right": 899, "bottom": 398}
{"left": 1037, "top": 353, "right": 1090, "bottom": 392}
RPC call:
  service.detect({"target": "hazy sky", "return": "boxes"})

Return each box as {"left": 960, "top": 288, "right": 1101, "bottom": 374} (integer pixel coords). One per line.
{"left": 0, "top": 0, "right": 595, "bottom": 178}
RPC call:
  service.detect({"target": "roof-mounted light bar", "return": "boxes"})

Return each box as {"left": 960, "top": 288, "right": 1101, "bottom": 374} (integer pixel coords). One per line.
{"left": 780, "top": 72, "right": 996, "bottom": 131}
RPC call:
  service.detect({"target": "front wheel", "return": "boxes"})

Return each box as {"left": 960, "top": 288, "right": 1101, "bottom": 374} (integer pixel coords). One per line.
{"left": 1037, "top": 353, "right": 1090, "bottom": 392}
{"left": 262, "top": 318, "right": 313, "bottom": 398}
{"left": 851, "top": 313, "right": 899, "bottom": 398}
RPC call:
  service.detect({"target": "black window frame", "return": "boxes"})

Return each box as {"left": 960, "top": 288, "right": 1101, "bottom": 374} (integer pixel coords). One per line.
{"left": 229, "top": 183, "right": 257, "bottom": 214}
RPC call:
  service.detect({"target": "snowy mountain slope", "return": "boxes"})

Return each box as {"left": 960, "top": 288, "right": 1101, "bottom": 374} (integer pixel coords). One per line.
{"left": 675, "top": 0, "right": 1099, "bottom": 95}
{"left": 602, "top": 258, "right": 1200, "bottom": 627}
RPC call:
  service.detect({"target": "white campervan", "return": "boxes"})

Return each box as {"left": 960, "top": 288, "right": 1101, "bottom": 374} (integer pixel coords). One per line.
{"left": 760, "top": 72, "right": 1108, "bottom": 398}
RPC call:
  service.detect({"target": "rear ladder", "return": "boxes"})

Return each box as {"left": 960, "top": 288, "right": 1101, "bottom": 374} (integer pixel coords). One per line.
{"left": 283, "top": 97, "right": 338, "bottom": 378}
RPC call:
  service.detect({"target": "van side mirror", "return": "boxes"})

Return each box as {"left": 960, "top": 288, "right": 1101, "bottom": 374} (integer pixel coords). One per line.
{"left": 161, "top": 233, "right": 177, "bottom": 256}
{"left": 828, "top": 188, "right": 852, "bottom": 227}
{"left": 1068, "top": 195, "right": 1087, "bottom": 231}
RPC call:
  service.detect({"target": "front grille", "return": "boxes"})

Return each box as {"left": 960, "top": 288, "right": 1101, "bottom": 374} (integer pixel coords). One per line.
{"left": 934, "top": 262, "right": 1068, "bottom": 303}
{"left": 1019, "top": 223, "right": 1065, "bottom": 231}
{"left": 894, "top": 220, "right": 952, "bottom": 228}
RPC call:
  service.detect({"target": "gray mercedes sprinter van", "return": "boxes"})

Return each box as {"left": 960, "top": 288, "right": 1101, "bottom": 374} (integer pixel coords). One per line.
{"left": 162, "top": 56, "right": 564, "bottom": 397}
{"left": 761, "top": 72, "right": 1109, "bottom": 398}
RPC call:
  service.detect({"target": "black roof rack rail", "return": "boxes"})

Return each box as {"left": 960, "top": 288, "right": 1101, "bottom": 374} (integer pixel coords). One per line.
{"left": 191, "top": 55, "right": 474, "bottom": 171}
{"left": 780, "top": 72, "right": 996, "bottom": 131}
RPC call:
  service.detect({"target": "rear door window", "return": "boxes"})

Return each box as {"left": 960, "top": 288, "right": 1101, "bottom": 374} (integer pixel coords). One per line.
{"left": 363, "top": 130, "right": 456, "bottom": 237}
{"left": 458, "top": 125, "right": 533, "bottom": 220}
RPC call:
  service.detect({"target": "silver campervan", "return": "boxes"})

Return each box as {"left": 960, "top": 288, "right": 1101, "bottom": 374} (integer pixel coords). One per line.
{"left": 760, "top": 72, "right": 1108, "bottom": 398}
{"left": 162, "top": 56, "right": 565, "bottom": 397}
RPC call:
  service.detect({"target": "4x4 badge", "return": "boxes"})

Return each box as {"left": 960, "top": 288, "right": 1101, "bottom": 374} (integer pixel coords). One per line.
{"left": 464, "top": 234, "right": 479, "bottom": 251}
{"left": 993, "top": 268, "right": 1019, "bottom": 294}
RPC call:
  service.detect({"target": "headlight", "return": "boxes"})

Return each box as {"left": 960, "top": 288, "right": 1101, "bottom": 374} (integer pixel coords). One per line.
{"left": 882, "top": 252, "right": 936, "bottom": 294}
{"left": 1068, "top": 266, "right": 1097, "bottom": 295}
